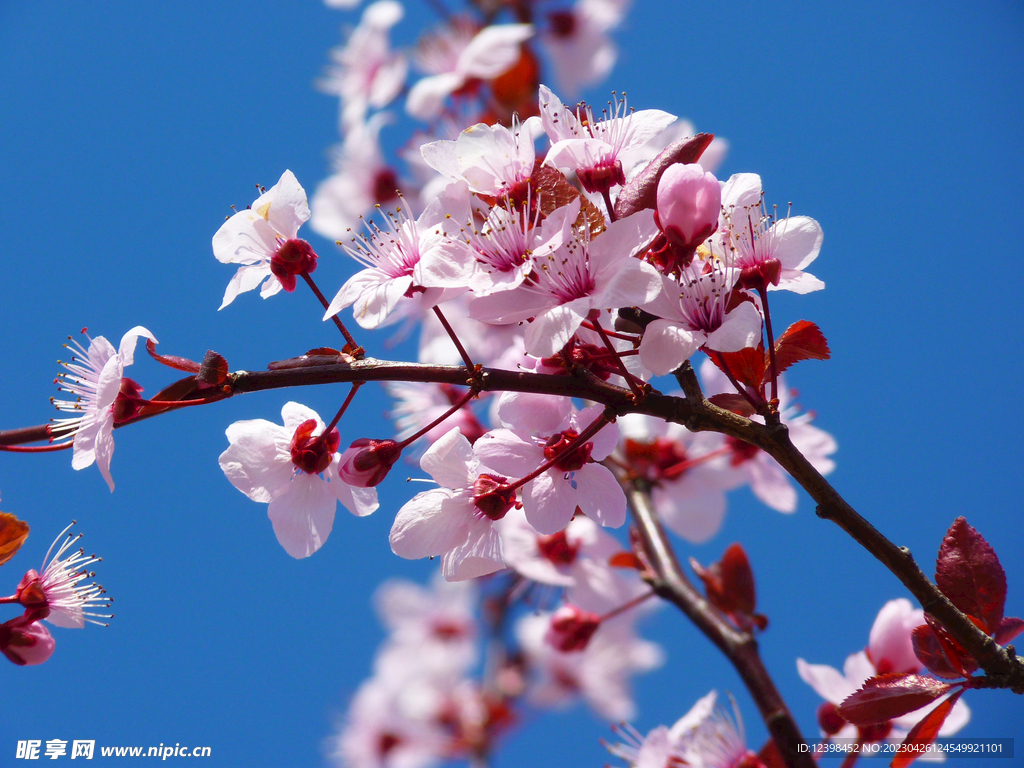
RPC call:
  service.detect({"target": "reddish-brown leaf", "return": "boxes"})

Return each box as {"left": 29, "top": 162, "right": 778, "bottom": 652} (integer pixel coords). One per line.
{"left": 145, "top": 338, "right": 200, "bottom": 373}
{"left": 708, "top": 393, "right": 758, "bottom": 417}
{"left": 608, "top": 551, "right": 643, "bottom": 570}
{"left": 924, "top": 615, "right": 977, "bottom": 678}
{"left": 136, "top": 375, "right": 200, "bottom": 418}
{"left": 911, "top": 624, "right": 963, "bottom": 680}
{"left": 994, "top": 616, "right": 1024, "bottom": 646}
{"left": 837, "top": 674, "right": 953, "bottom": 726}
{"left": 891, "top": 689, "right": 964, "bottom": 768}
{"left": 530, "top": 162, "right": 606, "bottom": 238}
{"left": 708, "top": 345, "right": 768, "bottom": 395}
{"left": 613, "top": 134, "right": 715, "bottom": 219}
{"left": 690, "top": 544, "right": 765, "bottom": 631}
{"left": 756, "top": 738, "right": 788, "bottom": 768}
{"left": 0, "top": 513, "right": 29, "bottom": 566}
{"left": 197, "top": 351, "right": 229, "bottom": 387}
{"left": 306, "top": 347, "right": 342, "bottom": 356}
{"left": 772, "top": 320, "right": 830, "bottom": 377}
{"left": 935, "top": 517, "right": 1006, "bottom": 634}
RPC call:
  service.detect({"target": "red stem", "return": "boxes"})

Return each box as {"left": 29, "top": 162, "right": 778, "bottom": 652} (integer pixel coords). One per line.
{"left": 300, "top": 272, "right": 362, "bottom": 355}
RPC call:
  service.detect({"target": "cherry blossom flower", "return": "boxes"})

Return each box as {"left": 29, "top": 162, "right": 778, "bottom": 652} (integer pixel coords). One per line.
{"left": 619, "top": 118, "right": 729, "bottom": 178}
{"left": 541, "top": 0, "right": 630, "bottom": 98}
{"left": 213, "top": 170, "right": 314, "bottom": 309}
{"left": 617, "top": 412, "right": 735, "bottom": 543}
{"left": 475, "top": 403, "right": 623, "bottom": 534}
{"left": 406, "top": 20, "right": 534, "bottom": 120}
{"left": 639, "top": 259, "right": 763, "bottom": 376}
{"left": 325, "top": 182, "right": 476, "bottom": 329}
{"left": 798, "top": 599, "right": 970, "bottom": 743}
{"left": 310, "top": 114, "right": 403, "bottom": 241}
{"left": 219, "top": 402, "right": 378, "bottom": 559}
{"left": 51, "top": 326, "right": 156, "bottom": 492}
{"left": 389, "top": 428, "right": 512, "bottom": 581}
{"left": 470, "top": 202, "right": 661, "bottom": 358}
{"left": 420, "top": 117, "right": 541, "bottom": 199}
{"left": 700, "top": 359, "right": 836, "bottom": 513}
{"left": 607, "top": 691, "right": 758, "bottom": 768}
{"left": 15, "top": 522, "right": 110, "bottom": 629}
{"left": 319, "top": 0, "right": 407, "bottom": 131}
{"left": 516, "top": 611, "right": 663, "bottom": 720}
{"left": 716, "top": 173, "right": 824, "bottom": 294}
{"left": 539, "top": 85, "right": 675, "bottom": 194}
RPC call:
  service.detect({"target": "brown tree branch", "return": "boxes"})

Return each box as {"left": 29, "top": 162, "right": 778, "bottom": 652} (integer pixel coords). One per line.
{"left": 627, "top": 483, "right": 816, "bottom": 768}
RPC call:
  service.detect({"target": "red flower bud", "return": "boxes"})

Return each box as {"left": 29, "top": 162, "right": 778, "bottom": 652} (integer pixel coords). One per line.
{"left": 545, "top": 605, "right": 601, "bottom": 652}
{"left": 338, "top": 438, "right": 402, "bottom": 487}
{"left": 817, "top": 702, "right": 846, "bottom": 736}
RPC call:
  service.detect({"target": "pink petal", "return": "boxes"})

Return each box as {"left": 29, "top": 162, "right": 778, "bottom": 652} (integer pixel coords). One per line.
{"left": 267, "top": 473, "right": 337, "bottom": 558}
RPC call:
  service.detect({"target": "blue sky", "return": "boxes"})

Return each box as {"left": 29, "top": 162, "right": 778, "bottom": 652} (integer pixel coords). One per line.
{"left": 0, "top": 1, "right": 1022, "bottom": 766}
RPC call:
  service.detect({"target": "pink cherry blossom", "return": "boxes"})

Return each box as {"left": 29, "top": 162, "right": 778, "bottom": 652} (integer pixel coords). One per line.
{"left": 310, "top": 114, "right": 403, "bottom": 241}
{"left": 541, "top": 0, "right": 629, "bottom": 98}
{"left": 16, "top": 522, "right": 111, "bottom": 629}
{"left": 798, "top": 600, "right": 970, "bottom": 741}
{"left": 540, "top": 85, "right": 676, "bottom": 194}
{"left": 700, "top": 358, "right": 836, "bottom": 513}
{"left": 475, "top": 403, "right": 624, "bottom": 534}
{"left": 469, "top": 204, "right": 661, "bottom": 358}
{"left": 717, "top": 172, "right": 824, "bottom": 294}
{"left": 639, "top": 263, "right": 763, "bottom": 377}
{"left": 516, "top": 611, "right": 663, "bottom": 721}
{"left": 213, "top": 170, "right": 312, "bottom": 309}
{"left": 619, "top": 118, "right": 729, "bottom": 178}
{"left": 617, "top": 412, "right": 735, "bottom": 544}
{"left": 325, "top": 182, "right": 476, "bottom": 329}
{"left": 389, "top": 428, "right": 512, "bottom": 581}
{"left": 219, "top": 402, "right": 378, "bottom": 559}
{"left": 319, "top": 0, "right": 407, "bottom": 131}
{"left": 406, "top": 20, "right": 534, "bottom": 120}
{"left": 420, "top": 117, "right": 541, "bottom": 198}
{"left": 51, "top": 326, "right": 157, "bottom": 492}
{"left": 656, "top": 163, "right": 721, "bottom": 252}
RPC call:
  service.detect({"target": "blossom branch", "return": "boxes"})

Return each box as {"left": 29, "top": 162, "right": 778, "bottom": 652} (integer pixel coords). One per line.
{"left": 626, "top": 482, "right": 815, "bottom": 768}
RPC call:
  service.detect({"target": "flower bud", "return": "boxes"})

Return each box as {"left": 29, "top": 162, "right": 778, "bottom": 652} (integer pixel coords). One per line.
{"left": 545, "top": 605, "right": 601, "bottom": 652}
{"left": 817, "top": 702, "right": 846, "bottom": 736}
{"left": 0, "top": 617, "right": 56, "bottom": 666}
{"left": 656, "top": 163, "right": 720, "bottom": 246}
{"left": 289, "top": 419, "right": 340, "bottom": 475}
{"left": 338, "top": 438, "right": 402, "bottom": 487}
{"left": 270, "top": 238, "right": 318, "bottom": 292}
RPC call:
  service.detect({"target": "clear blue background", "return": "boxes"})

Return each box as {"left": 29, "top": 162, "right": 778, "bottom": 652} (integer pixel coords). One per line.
{"left": 0, "top": 1, "right": 1021, "bottom": 765}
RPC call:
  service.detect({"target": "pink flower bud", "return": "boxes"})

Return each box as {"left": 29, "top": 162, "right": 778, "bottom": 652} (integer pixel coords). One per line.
{"left": 0, "top": 617, "right": 56, "bottom": 666}
{"left": 545, "top": 605, "right": 601, "bottom": 652}
{"left": 289, "top": 419, "right": 340, "bottom": 475}
{"left": 338, "top": 438, "right": 402, "bottom": 487}
{"left": 270, "top": 238, "right": 318, "bottom": 292}
{"left": 656, "top": 163, "right": 720, "bottom": 248}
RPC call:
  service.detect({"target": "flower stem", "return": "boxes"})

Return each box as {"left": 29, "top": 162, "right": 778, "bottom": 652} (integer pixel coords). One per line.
{"left": 590, "top": 315, "right": 644, "bottom": 402}
{"left": 300, "top": 272, "right": 363, "bottom": 356}
{"left": 432, "top": 305, "right": 476, "bottom": 373}
{"left": 507, "top": 409, "right": 612, "bottom": 493}
{"left": 757, "top": 286, "right": 779, "bottom": 407}
{"left": 396, "top": 387, "right": 477, "bottom": 449}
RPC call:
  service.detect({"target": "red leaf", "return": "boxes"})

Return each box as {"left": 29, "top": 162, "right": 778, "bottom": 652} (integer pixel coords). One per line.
{"left": 708, "top": 393, "right": 758, "bottom": 417}
{"left": 708, "top": 345, "right": 768, "bottom": 395}
{"left": 608, "top": 552, "right": 643, "bottom": 570}
{"left": 837, "top": 674, "right": 953, "bottom": 726}
{"left": 0, "top": 512, "right": 29, "bottom": 567}
{"left": 135, "top": 375, "right": 200, "bottom": 419}
{"left": 891, "top": 689, "right": 964, "bottom": 768}
{"left": 613, "top": 134, "right": 715, "bottom": 219}
{"left": 756, "top": 738, "right": 788, "bottom": 768}
{"left": 924, "top": 615, "right": 978, "bottom": 678}
{"left": 530, "top": 162, "right": 606, "bottom": 238}
{"left": 145, "top": 338, "right": 200, "bottom": 373}
{"left": 911, "top": 624, "right": 963, "bottom": 680}
{"left": 935, "top": 517, "right": 1006, "bottom": 634}
{"left": 690, "top": 544, "right": 765, "bottom": 632}
{"left": 772, "top": 320, "right": 830, "bottom": 377}
{"left": 994, "top": 616, "right": 1024, "bottom": 646}
{"left": 197, "top": 351, "right": 229, "bottom": 387}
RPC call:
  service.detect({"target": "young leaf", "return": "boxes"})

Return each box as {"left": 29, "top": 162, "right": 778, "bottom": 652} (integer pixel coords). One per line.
{"left": 708, "top": 393, "right": 758, "bottom": 417}
{"left": 911, "top": 624, "right": 963, "bottom": 680}
{"left": 690, "top": 544, "right": 767, "bottom": 632}
{"left": 935, "top": 517, "right": 1006, "bottom": 634}
{"left": 608, "top": 551, "right": 643, "bottom": 570}
{"left": 145, "top": 337, "right": 201, "bottom": 373}
{"left": 197, "top": 350, "right": 229, "bottom": 387}
{"left": 994, "top": 616, "right": 1024, "bottom": 646}
{"left": 708, "top": 345, "right": 768, "bottom": 396}
{"left": 837, "top": 674, "right": 953, "bottom": 726}
{"left": 613, "top": 133, "right": 715, "bottom": 219}
{"left": 891, "top": 689, "right": 964, "bottom": 768}
{"left": 772, "top": 320, "right": 831, "bottom": 377}
{"left": 0, "top": 513, "right": 29, "bottom": 567}
{"left": 530, "top": 162, "right": 606, "bottom": 238}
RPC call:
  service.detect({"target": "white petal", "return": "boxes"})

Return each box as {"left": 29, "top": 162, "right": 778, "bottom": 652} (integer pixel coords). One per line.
{"left": 573, "top": 465, "right": 626, "bottom": 527}
{"left": 639, "top": 319, "right": 700, "bottom": 376}
{"left": 390, "top": 490, "right": 466, "bottom": 560}
{"left": 219, "top": 420, "right": 293, "bottom": 503}
{"left": 421, "top": 428, "right": 476, "bottom": 489}
{"left": 457, "top": 24, "right": 533, "bottom": 78}
{"left": 442, "top": 519, "right": 505, "bottom": 581}
{"left": 705, "top": 301, "right": 762, "bottom": 353}
{"left": 771, "top": 215, "right": 822, "bottom": 271}
{"left": 266, "top": 473, "right": 336, "bottom": 558}
{"left": 220, "top": 264, "right": 272, "bottom": 309}
{"left": 524, "top": 297, "right": 590, "bottom": 358}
